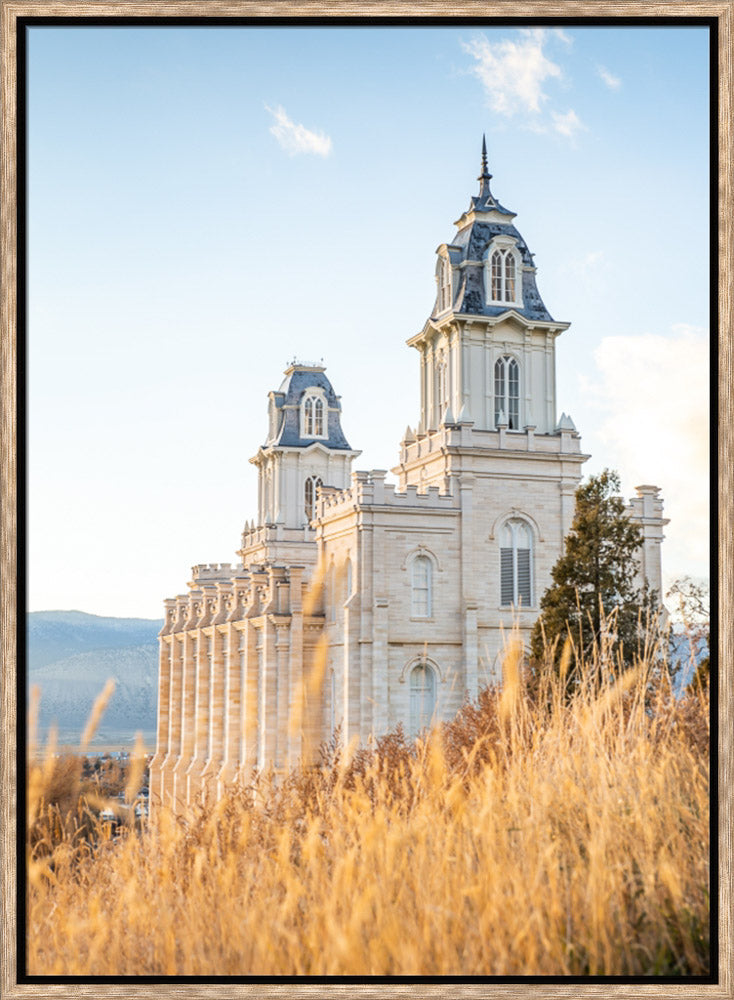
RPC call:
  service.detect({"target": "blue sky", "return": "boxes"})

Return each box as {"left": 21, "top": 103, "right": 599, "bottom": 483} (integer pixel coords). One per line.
{"left": 26, "top": 24, "right": 711, "bottom": 618}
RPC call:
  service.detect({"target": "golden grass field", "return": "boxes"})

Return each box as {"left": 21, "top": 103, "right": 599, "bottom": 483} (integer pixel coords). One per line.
{"left": 26, "top": 634, "right": 710, "bottom": 977}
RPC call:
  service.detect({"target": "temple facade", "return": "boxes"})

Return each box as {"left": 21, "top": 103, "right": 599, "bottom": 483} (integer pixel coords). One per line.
{"left": 149, "top": 142, "right": 668, "bottom": 816}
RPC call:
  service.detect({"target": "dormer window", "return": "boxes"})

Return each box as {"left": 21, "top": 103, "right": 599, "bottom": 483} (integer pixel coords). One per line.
{"left": 301, "top": 388, "right": 327, "bottom": 439}
{"left": 486, "top": 241, "right": 522, "bottom": 307}
{"left": 437, "top": 256, "right": 453, "bottom": 313}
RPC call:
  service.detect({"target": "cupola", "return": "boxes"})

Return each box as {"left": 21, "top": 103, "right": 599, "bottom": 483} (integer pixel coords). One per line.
{"left": 432, "top": 137, "right": 553, "bottom": 322}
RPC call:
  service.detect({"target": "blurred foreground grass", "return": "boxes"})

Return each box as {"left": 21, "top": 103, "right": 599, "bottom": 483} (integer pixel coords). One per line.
{"left": 26, "top": 633, "right": 709, "bottom": 976}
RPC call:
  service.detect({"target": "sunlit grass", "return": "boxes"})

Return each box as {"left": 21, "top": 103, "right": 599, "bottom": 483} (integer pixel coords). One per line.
{"left": 26, "top": 632, "right": 709, "bottom": 976}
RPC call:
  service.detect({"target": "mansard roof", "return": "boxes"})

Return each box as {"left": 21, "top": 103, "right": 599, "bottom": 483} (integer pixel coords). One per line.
{"left": 264, "top": 362, "right": 353, "bottom": 451}
{"left": 434, "top": 139, "right": 553, "bottom": 323}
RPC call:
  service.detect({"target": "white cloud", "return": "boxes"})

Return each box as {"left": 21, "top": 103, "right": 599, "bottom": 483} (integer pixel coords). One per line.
{"left": 597, "top": 65, "right": 622, "bottom": 90}
{"left": 462, "top": 28, "right": 563, "bottom": 116}
{"left": 583, "top": 325, "right": 710, "bottom": 582}
{"left": 462, "top": 29, "right": 584, "bottom": 141}
{"left": 266, "top": 105, "right": 332, "bottom": 157}
{"left": 551, "top": 109, "right": 585, "bottom": 138}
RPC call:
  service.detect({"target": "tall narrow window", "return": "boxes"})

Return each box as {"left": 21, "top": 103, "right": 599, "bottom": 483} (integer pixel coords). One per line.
{"left": 437, "top": 355, "right": 448, "bottom": 414}
{"left": 505, "top": 252, "right": 516, "bottom": 300}
{"left": 488, "top": 247, "right": 520, "bottom": 304}
{"left": 500, "top": 519, "right": 533, "bottom": 607}
{"left": 304, "top": 475, "right": 322, "bottom": 521}
{"left": 494, "top": 355, "right": 520, "bottom": 429}
{"left": 313, "top": 398, "right": 324, "bottom": 436}
{"left": 302, "top": 393, "right": 326, "bottom": 438}
{"left": 345, "top": 558, "right": 353, "bottom": 600}
{"left": 491, "top": 250, "right": 503, "bottom": 300}
{"left": 411, "top": 555, "right": 432, "bottom": 618}
{"left": 410, "top": 663, "right": 436, "bottom": 737}
{"left": 439, "top": 258, "right": 452, "bottom": 311}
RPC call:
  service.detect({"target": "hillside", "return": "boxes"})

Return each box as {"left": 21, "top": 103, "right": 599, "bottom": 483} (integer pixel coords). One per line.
{"left": 27, "top": 611, "right": 162, "bottom": 748}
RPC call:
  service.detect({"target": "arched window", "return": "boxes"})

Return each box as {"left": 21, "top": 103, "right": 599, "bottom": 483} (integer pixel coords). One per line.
{"left": 302, "top": 393, "right": 325, "bottom": 438}
{"left": 491, "top": 250, "right": 503, "bottom": 300}
{"left": 487, "top": 246, "right": 520, "bottom": 304}
{"left": 410, "top": 663, "right": 436, "bottom": 736}
{"left": 505, "top": 252, "right": 516, "bottom": 301}
{"left": 411, "top": 554, "right": 432, "bottom": 618}
{"left": 438, "top": 257, "right": 452, "bottom": 312}
{"left": 313, "top": 397, "right": 324, "bottom": 436}
{"left": 494, "top": 355, "right": 520, "bottom": 429}
{"left": 500, "top": 519, "right": 533, "bottom": 607}
{"left": 304, "top": 475, "right": 322, "bottom": 521}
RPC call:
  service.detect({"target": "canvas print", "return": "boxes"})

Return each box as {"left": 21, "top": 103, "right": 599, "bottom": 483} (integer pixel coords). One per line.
{"left": 24, "top": 22, "right": 711, "bottom": 978}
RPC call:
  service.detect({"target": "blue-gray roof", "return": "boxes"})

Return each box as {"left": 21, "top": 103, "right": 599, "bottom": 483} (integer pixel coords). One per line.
{"left": 433, "top": 146, "right": 553, "bottom": 323}
{"left": 448, "top": 220, "right": 552, "bottom": 321}
{"left": 264, "top": 366, "right": 352, "bottom": 450}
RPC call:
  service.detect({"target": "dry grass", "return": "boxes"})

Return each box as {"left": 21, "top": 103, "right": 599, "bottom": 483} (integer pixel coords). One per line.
{"left": 26, "top": 635, "right": 709, "bottom": 976}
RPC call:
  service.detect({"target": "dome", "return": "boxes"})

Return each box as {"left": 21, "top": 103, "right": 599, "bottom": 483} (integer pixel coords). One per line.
{"left": 264, "top": 362, "right": 352, "bottom": 450}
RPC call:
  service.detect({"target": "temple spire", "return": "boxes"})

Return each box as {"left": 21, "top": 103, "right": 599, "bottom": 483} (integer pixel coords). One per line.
{"left": 479, "top": 134, "right": 490, "bottom": 180}
{"left": 476, "top": 134, "right": 493, "bottom": 204}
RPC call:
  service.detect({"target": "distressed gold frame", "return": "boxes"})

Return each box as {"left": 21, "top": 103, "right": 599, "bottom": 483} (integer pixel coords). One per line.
{"left": 1, "top": 3, "right": 730, "bottom": 997}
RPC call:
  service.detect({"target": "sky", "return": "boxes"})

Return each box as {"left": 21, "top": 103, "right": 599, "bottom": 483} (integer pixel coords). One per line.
{"left": 26, "top": 23, "right": 712, "bottom": 619}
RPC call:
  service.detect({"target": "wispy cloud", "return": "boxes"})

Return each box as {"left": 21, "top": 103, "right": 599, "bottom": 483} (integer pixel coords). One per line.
{"left": 462, "top": 29, "right": 584, "bottom": 140}
{"left": 462, "top": 28, "right": 563, "bottom": 116}
{"left": 597, "top": 65, "right": 622, "bottom": 90}
{"left": 551, "top": 109, "right": 585, "bottom": 138}
{"left": 266, "top": 105, "right": 332, "bottom": 157}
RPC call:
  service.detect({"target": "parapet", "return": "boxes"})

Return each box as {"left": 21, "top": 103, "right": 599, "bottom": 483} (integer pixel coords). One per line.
{"left": 313, "top": 469, "right": 458, "bottom": 521}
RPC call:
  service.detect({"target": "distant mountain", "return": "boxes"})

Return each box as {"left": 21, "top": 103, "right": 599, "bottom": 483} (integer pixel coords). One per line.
{"left": 26, "top": 611, "right": 163, "bottom": 749}
{"left": 669, "top": 628, "right": 709, "bottom": 694}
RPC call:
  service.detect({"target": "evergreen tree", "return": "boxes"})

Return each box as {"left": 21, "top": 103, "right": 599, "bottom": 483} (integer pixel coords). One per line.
{"left": 530, "top": 469, "right": 654, "bottom": 681}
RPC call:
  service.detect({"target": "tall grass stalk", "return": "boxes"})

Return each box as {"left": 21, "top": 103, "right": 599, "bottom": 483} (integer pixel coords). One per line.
{"left": 27, "top": 633, "right": 709, "bottom": 976}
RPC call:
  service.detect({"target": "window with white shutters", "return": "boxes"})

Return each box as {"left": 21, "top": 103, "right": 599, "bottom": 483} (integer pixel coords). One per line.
{"left": 500, "top": 519, "right": 533, "bottom": 607}
{"left": 409, "top": 663, "right": 436, "bottom": 737}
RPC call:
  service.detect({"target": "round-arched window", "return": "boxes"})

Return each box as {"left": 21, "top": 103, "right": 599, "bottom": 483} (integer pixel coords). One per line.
{"left": 500, "top": 518, "right": 533, "bottom": 607}
{"left": 410, "top": 663, "right": 437, "bottom": 736}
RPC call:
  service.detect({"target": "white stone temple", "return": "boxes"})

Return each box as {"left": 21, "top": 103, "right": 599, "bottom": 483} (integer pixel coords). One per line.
{"left": 149, "top": 141, "right": 667, "bottom": 816}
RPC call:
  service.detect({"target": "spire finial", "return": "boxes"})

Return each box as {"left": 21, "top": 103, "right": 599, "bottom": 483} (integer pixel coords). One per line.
{"left": 478, "top": 134, "right": 492, "bottom": 182}
{"left": 476, "top": 134, "right": 493, "bottom": 202}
